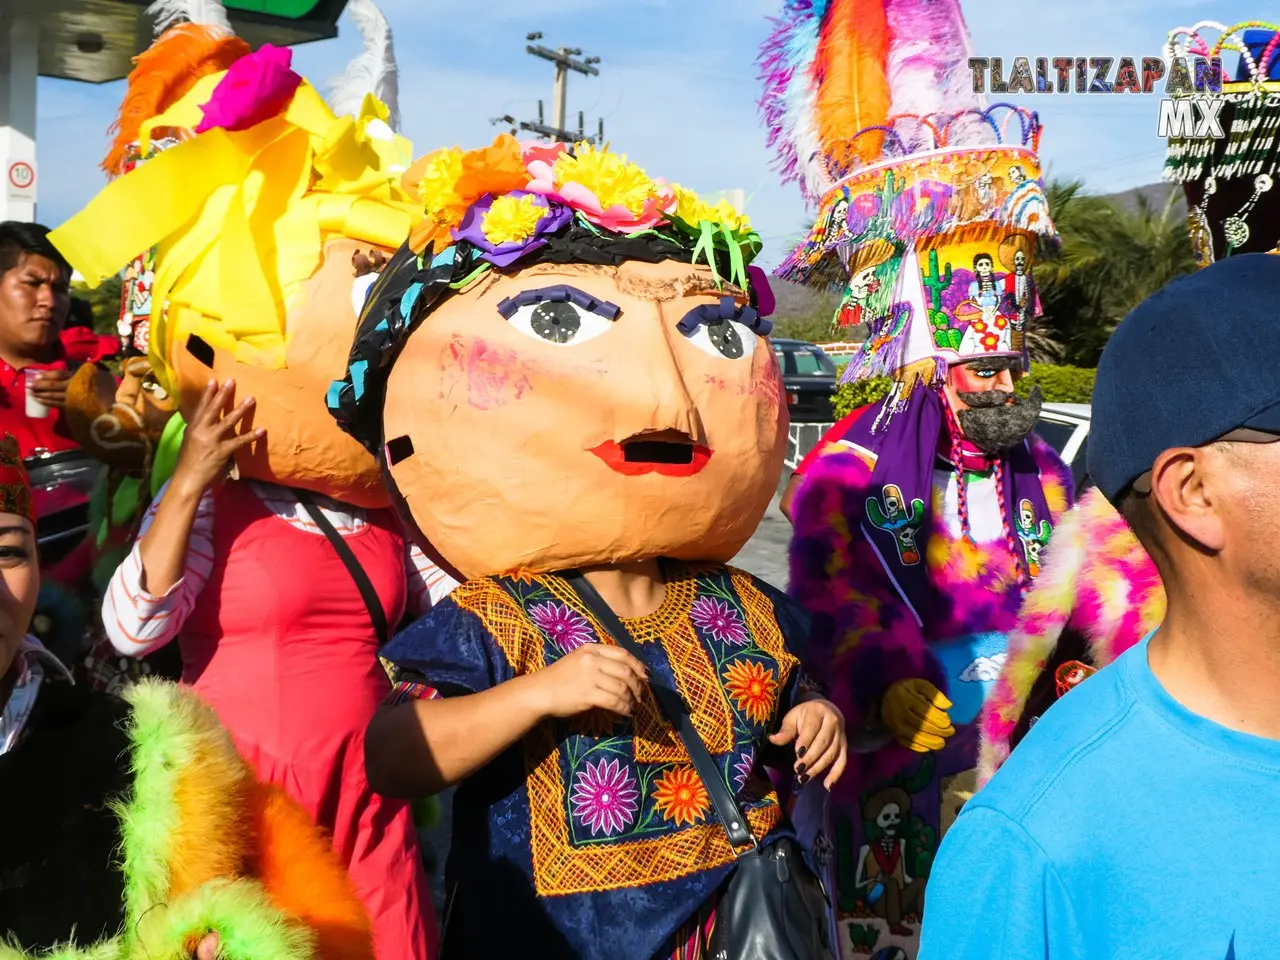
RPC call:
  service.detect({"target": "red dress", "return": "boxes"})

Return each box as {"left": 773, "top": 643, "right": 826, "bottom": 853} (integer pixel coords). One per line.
{"left": 180, "top": 481, "right": 436, "bottom": 959}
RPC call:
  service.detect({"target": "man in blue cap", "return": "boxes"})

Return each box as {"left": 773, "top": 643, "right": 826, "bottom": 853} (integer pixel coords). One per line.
{"left": 919, "top": 252, "right": 1280, "bottom": 958}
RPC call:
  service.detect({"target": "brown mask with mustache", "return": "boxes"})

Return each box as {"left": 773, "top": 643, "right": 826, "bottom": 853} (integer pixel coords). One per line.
{"left": 64, "top": 358, "right": 178, "bottom": 472}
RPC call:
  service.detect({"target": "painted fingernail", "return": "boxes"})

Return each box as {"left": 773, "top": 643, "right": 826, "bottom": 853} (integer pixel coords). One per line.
{"left": 797, "top": 745, "right": 806, "bottom": 758}
{"left": 798, "top": 773, "right": 810, "bottom": 784}
{"left": 796, "top": 762, "right": 807, "bottom": 775}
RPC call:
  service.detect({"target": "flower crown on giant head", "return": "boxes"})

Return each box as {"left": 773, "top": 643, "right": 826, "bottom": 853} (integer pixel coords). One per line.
{"left": 326, "top": 136, "right": 774, "bottom": 452}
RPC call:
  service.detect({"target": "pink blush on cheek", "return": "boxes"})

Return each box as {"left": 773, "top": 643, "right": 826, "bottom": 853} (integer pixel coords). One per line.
{"left": 444, "top": 336, "right": 533, "bottom": 410}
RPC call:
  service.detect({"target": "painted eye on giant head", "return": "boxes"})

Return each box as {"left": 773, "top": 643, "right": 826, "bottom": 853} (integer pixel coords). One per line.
{"left": 140, "top": 379, "right": 169, "bottom": 400}
{"left": 496, "top": 285, "right": 622, "bottom": 347}
{"left": 678, "top": 296, "right": 766, "bottom": 361}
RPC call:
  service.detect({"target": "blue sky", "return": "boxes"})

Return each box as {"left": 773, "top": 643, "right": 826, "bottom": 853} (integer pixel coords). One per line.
{"left": 32, "top": 0, "right": 1260, "bottom": 269}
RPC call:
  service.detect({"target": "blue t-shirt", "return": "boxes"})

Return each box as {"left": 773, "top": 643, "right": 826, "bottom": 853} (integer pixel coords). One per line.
{"left": 920, "top": 635, "right": 1280, "bottom": 959}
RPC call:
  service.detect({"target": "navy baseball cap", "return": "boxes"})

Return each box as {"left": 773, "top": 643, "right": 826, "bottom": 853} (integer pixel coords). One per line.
{"left": 1089, "top": 254, "right": 1280, "bottom": 502}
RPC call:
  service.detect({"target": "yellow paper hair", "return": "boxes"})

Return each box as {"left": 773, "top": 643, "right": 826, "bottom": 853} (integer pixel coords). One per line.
{"left": 53, "top": 81, "right": 415, "bottom": 394}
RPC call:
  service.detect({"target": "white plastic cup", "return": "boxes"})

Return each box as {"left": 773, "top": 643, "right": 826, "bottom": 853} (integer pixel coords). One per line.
{"left": 24, "top": 369, "right": 49, "bottom": 419}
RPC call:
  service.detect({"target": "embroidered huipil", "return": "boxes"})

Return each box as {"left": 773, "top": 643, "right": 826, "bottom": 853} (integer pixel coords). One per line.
{"left": 100, "top": 478, "right": 460, "bottom": 960}
{"left": 382, "top": 562, "right": 817, "bottom": 960}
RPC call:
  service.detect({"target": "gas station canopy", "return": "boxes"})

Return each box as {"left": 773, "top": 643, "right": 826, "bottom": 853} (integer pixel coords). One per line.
{"left": 15, "top": 0, "right": 350, "bottom": 84}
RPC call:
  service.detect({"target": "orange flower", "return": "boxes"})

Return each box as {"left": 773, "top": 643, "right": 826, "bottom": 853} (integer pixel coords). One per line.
{"left": 408, "top": 134, "right": 530, "bottom": 252}
{"left": 723, "top": 660, "right": 778, "bottom": 725}
{"left": 652, "top": 766, "right": 709, "bottom": 826}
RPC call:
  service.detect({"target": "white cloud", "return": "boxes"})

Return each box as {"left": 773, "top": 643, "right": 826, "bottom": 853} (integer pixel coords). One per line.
{"left": 960, "top": 653, "right": 1007, "bottom": 683}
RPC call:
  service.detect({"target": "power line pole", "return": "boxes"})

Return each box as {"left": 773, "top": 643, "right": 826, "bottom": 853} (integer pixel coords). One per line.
{"left": 498, "top": 32, "right": 604, "bottom": 146}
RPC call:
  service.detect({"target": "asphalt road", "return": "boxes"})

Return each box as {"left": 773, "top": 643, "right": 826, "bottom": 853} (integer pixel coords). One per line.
{"left": 730, "top": 491, "right": 791, "bottom": 591}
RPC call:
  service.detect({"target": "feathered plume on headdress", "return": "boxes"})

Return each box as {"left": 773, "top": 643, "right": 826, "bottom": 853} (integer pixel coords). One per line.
{"left": 758, "top": 0, "right": 987, "bottom": 204}
{"left": 102, "top": 0, "right": 250, "bottom": 177}
{"left": 327, "top": 0, "right": 400, "bottom": 130}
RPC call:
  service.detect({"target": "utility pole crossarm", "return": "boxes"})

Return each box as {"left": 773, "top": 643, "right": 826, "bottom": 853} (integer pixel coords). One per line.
{"left": 525, "top": 44, "right": 600, "bottom": 76}
{"left": 509, "top": 35, "right": 605, "bottom": 147}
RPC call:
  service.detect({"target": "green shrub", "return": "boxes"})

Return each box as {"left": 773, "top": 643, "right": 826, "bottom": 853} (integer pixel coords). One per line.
{"left": 1015, "top": 363, "right": 1096, "bottom": 404}
{"left": 832, "top": 377, "right": 891, "bottom": 418}
{"left": 831, "top": 364, "right": 1095, "bottom": 420}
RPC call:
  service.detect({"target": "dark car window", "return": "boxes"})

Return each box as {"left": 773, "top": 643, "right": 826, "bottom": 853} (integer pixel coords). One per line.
{"left": 789, "top": 347, "right": 836, "bottom": 376}
{"left": 1032, "top": 419, "right": 1076, "bottom": 456}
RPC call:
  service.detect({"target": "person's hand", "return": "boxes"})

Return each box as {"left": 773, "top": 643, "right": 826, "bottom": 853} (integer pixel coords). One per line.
{"left": 27, "top": 368, "right": 72, "bottom": 409}
{"left": 171, "top": 380, "right": 263, "bottom": 499}
{"left": 770, "top": 697, "right": 848, "bottom": 790}
{"left": 880, "top": 678, "right": 954, "bottom": 753}
{"left": 195, "top": 933, "right": 219, "bottom": 959}
{"left": 527, "top": 643, "right": 648, "bottom": 719}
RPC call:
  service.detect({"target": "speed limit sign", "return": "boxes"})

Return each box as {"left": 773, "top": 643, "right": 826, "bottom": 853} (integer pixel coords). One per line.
{"left": 7, "top": 161, "right": 35, "bottom": 198}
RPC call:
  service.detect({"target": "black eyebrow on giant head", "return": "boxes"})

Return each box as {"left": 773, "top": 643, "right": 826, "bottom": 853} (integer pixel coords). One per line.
{"left": 496, "top": 285, "right": 622, "bottom": 320}
{"left": 676, "top": 296, "right": 773, "bottom": 337}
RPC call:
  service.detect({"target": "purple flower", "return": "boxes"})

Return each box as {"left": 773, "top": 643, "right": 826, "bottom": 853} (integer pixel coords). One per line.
{"left": 529, "top": 602, "right": 595, "bottom": 653}
{"left": 451, "top": 190, "right": 572, "bottom": 267}
{"left": 690, "top": 597, "right": 749, "bottom": 646}
{"left": 570, "top": 757, "right": 640, "bottom": 837}
{"left": 732, "top": 751, "right": 755, "bottom": 792}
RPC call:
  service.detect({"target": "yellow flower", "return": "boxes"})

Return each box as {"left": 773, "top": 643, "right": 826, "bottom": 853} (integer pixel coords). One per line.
{"left": 481, "top": 193, "right": 544, "bottom": 245}
{"left": 418, "top": 146, "right": 466, "bottom": 225}
{"left": 671, "top": 183, "right": 751, "bottom": 234}
{"left": 552, "top": 143, "right": 657, "bottom": 217}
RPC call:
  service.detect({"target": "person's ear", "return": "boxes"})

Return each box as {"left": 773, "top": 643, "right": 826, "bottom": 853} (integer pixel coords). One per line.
{"left": 1150, "top": 447, "right": 1225, "bottom": 551}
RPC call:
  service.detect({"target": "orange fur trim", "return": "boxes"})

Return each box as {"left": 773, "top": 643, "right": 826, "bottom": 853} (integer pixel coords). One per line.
{"left": 247, "top": 781, "right": 376, "bottom": 960}
{"left": 163, "top": 686, "right": 255, "bottom": 899}
{"left": 102, "top": 24, "right": 251, "bottom": 177}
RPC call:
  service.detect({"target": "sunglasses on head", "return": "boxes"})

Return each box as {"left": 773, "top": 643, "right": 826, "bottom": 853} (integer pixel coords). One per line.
{"left": 1130, "top": 427, "right": 1280, "bottom": 495}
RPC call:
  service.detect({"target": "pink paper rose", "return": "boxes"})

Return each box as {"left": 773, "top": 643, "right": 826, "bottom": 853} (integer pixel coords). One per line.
{"left": 196, "top": 44, "right": 303, "bottom": 134}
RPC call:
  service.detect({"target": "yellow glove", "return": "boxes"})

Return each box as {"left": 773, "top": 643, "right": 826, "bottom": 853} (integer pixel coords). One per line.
{"left": 880, "top": 678, "right": 955, "bottom": 753}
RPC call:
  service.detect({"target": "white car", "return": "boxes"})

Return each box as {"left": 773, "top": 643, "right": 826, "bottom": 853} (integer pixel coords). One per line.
{"left": 1034, "top": 402, "right": 1091, "bottom": 490}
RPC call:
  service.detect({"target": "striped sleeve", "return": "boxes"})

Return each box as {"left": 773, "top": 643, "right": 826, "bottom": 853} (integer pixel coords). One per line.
{"left": 102, "top": 480, "right": 216, "bottom": 657}
{"left": 404, "top": 541, "right": 460, "bottom": 617}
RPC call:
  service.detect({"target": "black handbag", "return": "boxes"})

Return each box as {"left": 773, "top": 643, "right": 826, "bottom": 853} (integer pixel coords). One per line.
{"left": 565, "top": 572, "right": 836, "bottom": 960}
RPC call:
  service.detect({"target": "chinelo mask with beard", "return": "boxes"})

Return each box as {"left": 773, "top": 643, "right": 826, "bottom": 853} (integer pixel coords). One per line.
{"left": 956, "top": 382, "right": 1043, "bottom": 454}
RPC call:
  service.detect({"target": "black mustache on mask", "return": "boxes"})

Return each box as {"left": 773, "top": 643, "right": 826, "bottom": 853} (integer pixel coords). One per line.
{"left": 955, "top": 385, "right": 1043, "bottom": 454}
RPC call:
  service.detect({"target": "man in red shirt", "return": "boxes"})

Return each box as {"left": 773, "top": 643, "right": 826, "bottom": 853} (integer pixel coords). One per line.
{"left": 0, "top": 222, "right": 78, "bottom": 458}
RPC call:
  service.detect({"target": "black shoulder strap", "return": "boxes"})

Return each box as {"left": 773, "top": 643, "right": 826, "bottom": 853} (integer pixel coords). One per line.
{"left": 296, "top": 490, "right": 389, "bottom": 647}
{"left": 564, "top": 571, "right": 755, "bottom": 850}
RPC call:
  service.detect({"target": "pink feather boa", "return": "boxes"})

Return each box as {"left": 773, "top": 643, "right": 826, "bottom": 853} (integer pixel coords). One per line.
{"left": 788, "top": 434, "right": 1071, "bottom": 803}
{"left": 977, "top": 486, "right": 1166, "bottom": 784}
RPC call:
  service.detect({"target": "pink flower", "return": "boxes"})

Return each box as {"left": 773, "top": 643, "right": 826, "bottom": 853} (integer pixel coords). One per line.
{"left": 529, "top": 602, "right": 595, "bottom": 653}
{"left": 571, "top": 757, "right": 640, "bottom": 837}
{"left": 521, "top": 140, "right": 567, "bottom": 182}
{"left": 196, "top": 44, "right": 302, "bottom": 134}
{"left": 732, "top": 751, "right": 756, "bottom": 792}
{"left": 690, "top": 597, "right": 749, "bottom": 646}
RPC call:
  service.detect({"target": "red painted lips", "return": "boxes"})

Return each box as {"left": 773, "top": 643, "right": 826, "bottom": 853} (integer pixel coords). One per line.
{"left": 590, "top": 438, "right": 713, "bottom": 477}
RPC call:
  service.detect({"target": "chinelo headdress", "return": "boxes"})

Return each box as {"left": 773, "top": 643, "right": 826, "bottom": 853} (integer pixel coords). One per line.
{"left": 327, "top": 139, "right": 772, "bottom": 452}
{"left": 1164, "top": 22, "right": 1280, "bottom": 266}
{"left": 760, "top": 0, "right": 1059, "bottom": 422}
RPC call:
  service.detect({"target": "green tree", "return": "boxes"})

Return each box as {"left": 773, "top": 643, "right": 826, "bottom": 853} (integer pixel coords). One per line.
{"left": 1033, "top": 180, "right": 1195, "bottom": 367}
{"left": 71, "top": 274, "right": 124, "bottom": 336}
